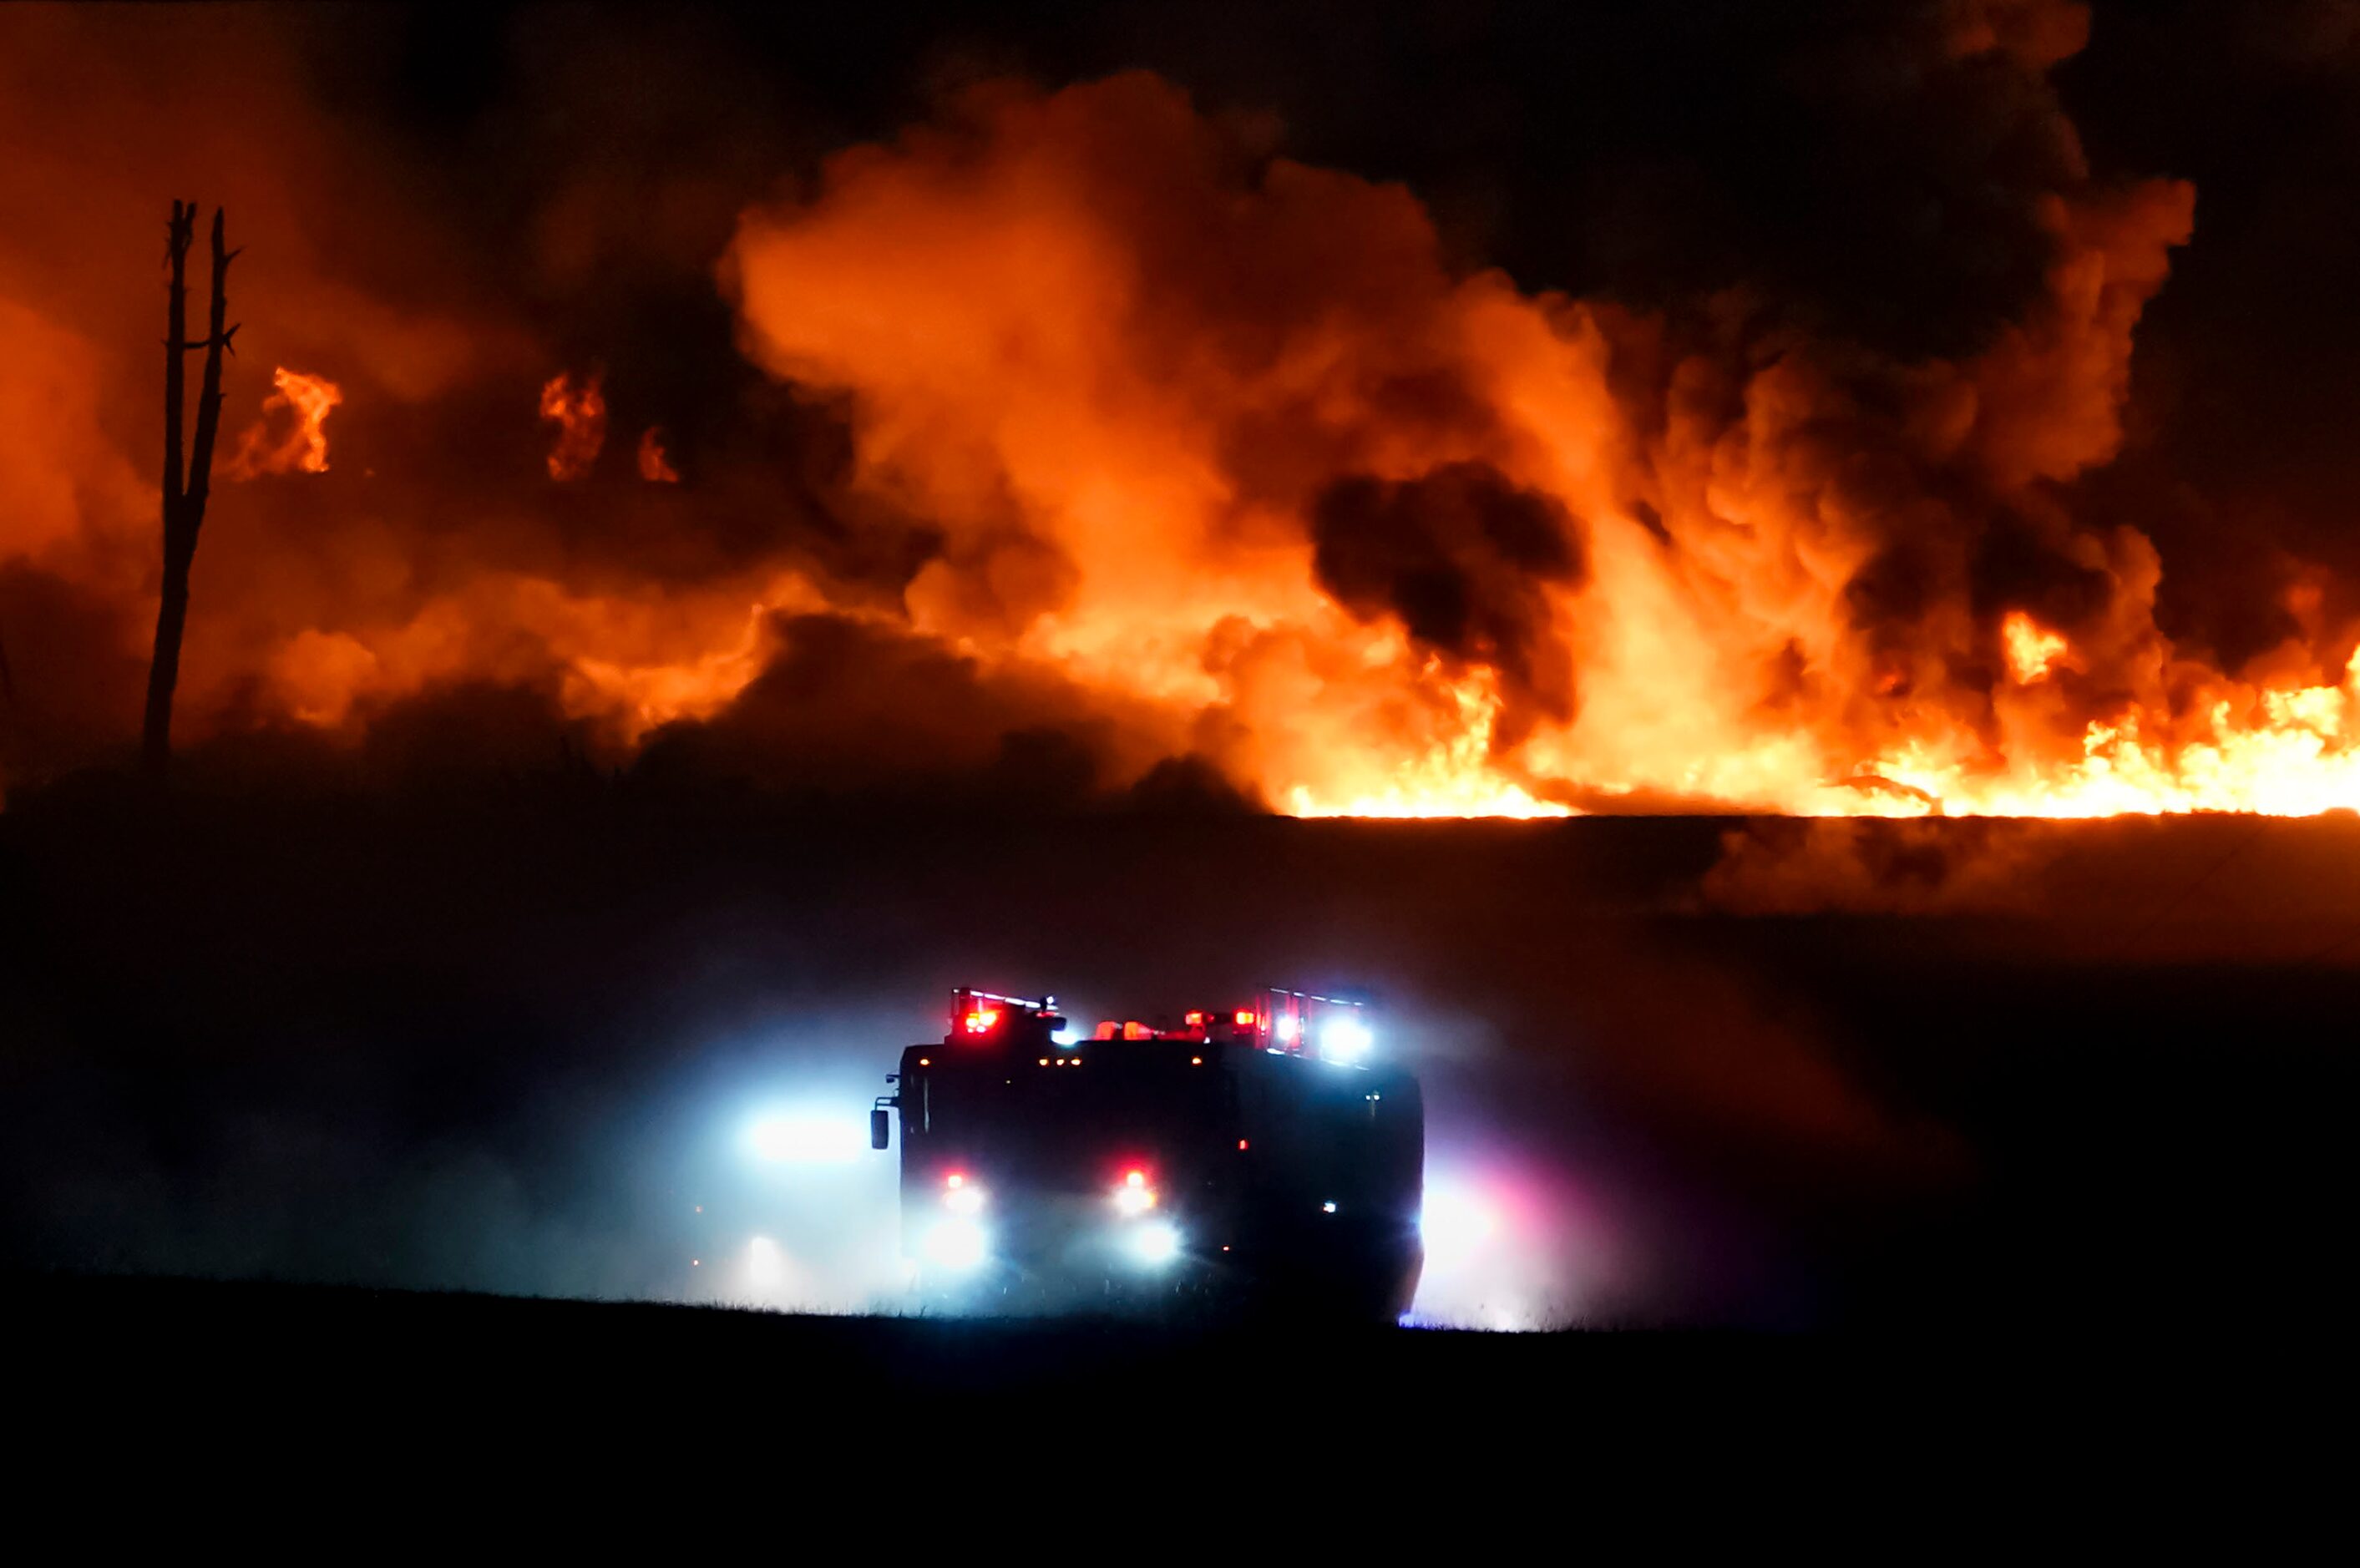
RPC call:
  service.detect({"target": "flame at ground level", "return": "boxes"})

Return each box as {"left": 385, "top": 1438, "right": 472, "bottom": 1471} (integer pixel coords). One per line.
{"left": 1866, "top": 647, "right": 2360, "bottom": 818}
{"left": 1289, "top": 652, "right": 2360, "bottom": 818}
{"left": 229, "top": 575, "right": 2360, "bottom": 820}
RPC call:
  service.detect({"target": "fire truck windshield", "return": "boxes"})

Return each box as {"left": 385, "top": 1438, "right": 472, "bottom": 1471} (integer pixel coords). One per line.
{"left": 914, "top": 1049, "right": 1223, "bottom": 1189}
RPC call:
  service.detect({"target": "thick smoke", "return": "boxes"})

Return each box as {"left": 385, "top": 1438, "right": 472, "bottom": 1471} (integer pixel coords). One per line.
{"left": 638, "top": 612, "right": 1227, "bottom": 808}
{"left": 720, "top": 57, "right": 2207, "bottom": 812}
{"left": 1699, "top": 817, "right": 2067, "bottom": 915}
{"left": 1311, "top": 462, "right": 1583, "bottom": 745}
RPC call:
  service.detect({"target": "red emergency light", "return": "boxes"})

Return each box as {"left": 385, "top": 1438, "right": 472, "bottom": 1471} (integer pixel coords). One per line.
{"left": 1112, "top": 1164, "right": 1157, "bottom": 1216}
{"left": 945, "top": 987, "right": 1062, "bottom": 1046}
{"left": 1102, "top": 1007, "right": 1266, "bottom": 1043}
{"left": 985, "top": 989, "right": 1363, "bottom": 1053}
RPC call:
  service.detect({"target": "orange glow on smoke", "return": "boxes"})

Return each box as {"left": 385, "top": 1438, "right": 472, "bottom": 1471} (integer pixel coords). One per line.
{"left": 23, "top": 46, "right": 2360, "bottom": 824}
{"left": 226, "top": 367, "right": 341, "bottom": 479}
{"left": 718, "top": 74, "right": 2360, "bottom": 822}
{"left": 637, "top": 427, "right": 680, "bottom": 483}
{"left": 257, "top": 569, "right": 822, "bottom": 738}
{"left": 539, "top": 372, "right": 605, "bottom": 481}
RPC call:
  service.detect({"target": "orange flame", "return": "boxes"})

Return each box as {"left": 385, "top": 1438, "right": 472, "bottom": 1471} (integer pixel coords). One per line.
{"left": 636, "top": 426, "right": 680, "bottom": 483}
{"left": 539, "top": 372, "right": 605, "bottom": 481}
{"left": 2001, "top": 611, "right": 2070, "bottom": 685}
{"left": 226, "top": 367, "right": 341, "bottom": 479}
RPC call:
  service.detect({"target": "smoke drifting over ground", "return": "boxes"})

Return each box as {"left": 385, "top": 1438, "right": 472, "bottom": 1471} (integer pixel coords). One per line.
{"left": 9, "top": 793, "right": 2356, "bottom": 1328}
{"left": 9, "top": 3, "right": 2360, "bottom": 817}
{"left": 0, "top": 793, "right": 1960, "bottom": 1326}
{"left": 1699, "top": 817, "right": 2069, "bottom": 915}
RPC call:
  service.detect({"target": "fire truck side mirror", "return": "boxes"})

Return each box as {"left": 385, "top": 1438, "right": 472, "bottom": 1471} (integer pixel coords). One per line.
{"left": 870, "top": 1106, "right": 892, "bottom": 1151}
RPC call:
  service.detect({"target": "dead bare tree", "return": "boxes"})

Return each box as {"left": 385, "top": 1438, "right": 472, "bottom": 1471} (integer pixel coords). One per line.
{"left": 141, "top": 201, "right": 238, "bottom": 782}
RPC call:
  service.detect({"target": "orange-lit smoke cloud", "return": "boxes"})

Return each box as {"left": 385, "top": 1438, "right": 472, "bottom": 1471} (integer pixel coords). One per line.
{"left": 0, "top": 10, "right": 543, "bottom": 790}
{"left": 227, "top": 367, "right": 342, "bottom": 479}
{"left": 725, "top": 61, "right": 2360, "bottom": 818}
{"left": 18, "top": 7, "right": 2360, "bottom": 819}
{"left": 540, "top": 372, "right": 606, "bottom": 481}
{"left": 0, "top": 12, "right": 796, "bottom": 790}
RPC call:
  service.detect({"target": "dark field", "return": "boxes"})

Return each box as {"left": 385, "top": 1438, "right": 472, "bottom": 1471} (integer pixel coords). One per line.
{"left": 4, "top": 778, "right": 2357, "bottom": 1346}
{"left": 12, "top": 1270, "right": 2339, "bottom": 1501}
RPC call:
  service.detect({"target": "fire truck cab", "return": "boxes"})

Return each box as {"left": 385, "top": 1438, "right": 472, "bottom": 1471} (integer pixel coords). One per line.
{"left": 872, "top": 988, "right": 1423, "bottom": 1320}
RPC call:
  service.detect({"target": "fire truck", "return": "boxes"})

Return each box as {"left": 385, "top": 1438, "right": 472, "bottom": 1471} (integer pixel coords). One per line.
{"left": 870, "top": 987, "right": 1424, "bottom": 1320}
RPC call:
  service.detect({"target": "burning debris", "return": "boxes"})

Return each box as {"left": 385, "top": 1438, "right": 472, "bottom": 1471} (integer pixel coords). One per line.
{"left": 225, "top": 367, "right": 341, "bottom": 480}
{"left": 2001, "top": 611, "right": 2072, "bottom": 686}
{"left": 539, "top": 371, "right": 606, "bottom": 482}
{"left": 636, "top": 427, "right": 679, "bottom": 484}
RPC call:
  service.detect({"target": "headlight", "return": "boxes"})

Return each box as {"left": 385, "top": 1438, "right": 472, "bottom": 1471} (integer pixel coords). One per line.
{"left": 747, "top": 1110, "right": 868, "bottom": 1165}
{"left": 922, "top": 1216, "right": 990, "bottom": 1272}
{"left": 1112, "top": 1168, "right": 1157, "bottom": 1216}
{"left": 1128, "top": 1221, "right": 1183, "bottom": 1267}
{"left": 1417, "top": 1178, "right": 1502, "bottom": 1263}
{"left": 943, "top": 1172, "right": 986, "bottom": 1214}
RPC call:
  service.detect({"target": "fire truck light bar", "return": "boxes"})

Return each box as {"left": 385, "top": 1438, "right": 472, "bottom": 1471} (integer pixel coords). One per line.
{"left": 957, "top": 988, "right": 1055, "bottom": 1009}
{"left": 1262, "top": 988, "right": 1366, "bottom": 1008}
{"left": 948, "top": 988, "right": 1061, "bottom": 1038}
{"left": 1255, "top": 987, "right": 1374, "bottom": 1062}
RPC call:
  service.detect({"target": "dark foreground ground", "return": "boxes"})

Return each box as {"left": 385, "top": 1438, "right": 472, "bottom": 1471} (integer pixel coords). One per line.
{"left": 17, "top": 1269, "right": 2337, "bottom": 1475}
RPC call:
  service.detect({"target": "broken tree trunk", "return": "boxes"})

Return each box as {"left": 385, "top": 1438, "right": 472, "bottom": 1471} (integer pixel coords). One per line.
{"left": 140, "top": 202, "right": 237, "bottom": 782}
